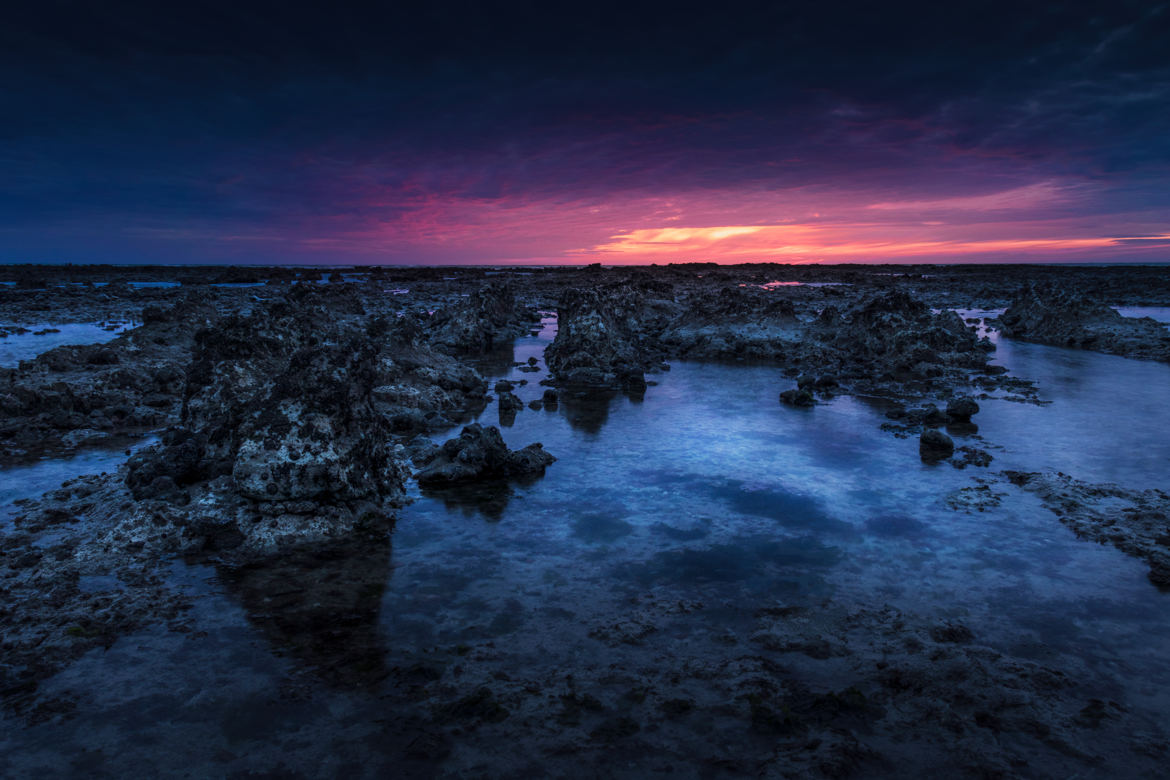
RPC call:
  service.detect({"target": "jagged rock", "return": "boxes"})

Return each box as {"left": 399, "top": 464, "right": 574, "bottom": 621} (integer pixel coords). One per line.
{"left": 415, "top": 423, "right": 555, "bottom": 486}
{"left": 545, "top": 287, "right": 657, "bottom": 385}
{"left": 429, "top": 282, "right": 537, "bottom": 353}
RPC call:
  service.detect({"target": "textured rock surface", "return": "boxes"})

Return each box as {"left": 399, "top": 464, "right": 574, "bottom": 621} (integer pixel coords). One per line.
{"left": 544, "top": 286, "right": 659, "bottom": 386}
{"left": 429, "top": 281, "right": 538, "bottom": 353}
{"left": 1000, "top": 284, "right": 1170, "bottom": 362}
{"left": 415, "top": 423, "right": 555, "bottom": 486}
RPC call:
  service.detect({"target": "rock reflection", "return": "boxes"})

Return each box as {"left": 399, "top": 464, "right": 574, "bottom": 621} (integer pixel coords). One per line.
{"left": 556, "top": 386, "right": 620, "bottom": 434}
{"left": 216, "top": 535, "right": 393, "bottom": 688}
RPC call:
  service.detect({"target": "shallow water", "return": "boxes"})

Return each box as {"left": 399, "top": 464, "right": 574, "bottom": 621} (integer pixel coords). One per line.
{"left": 0, "top": 438, "right": 158, "bottom": 524}
{"left": 0, "top": 323, "right": 135, "bottom": 368}
{"left": 1114, "top": 305, "right": 1170, "bottom": 325}
{"left": 3, "top": 317, "right": 1170, "bottom": 774}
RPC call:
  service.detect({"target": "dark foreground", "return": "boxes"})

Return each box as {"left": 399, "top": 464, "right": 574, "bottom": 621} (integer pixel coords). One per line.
{"left": 2, "top": 263, "right": 1169, "bottom": 777}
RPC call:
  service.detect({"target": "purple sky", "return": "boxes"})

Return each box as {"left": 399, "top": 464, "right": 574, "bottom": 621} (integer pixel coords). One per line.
{"left": 2, "top": 1, "right": 1169, "bottom": 265}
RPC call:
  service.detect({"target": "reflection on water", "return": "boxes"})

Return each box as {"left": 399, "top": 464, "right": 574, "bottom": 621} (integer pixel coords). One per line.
{"left": 216, "top": 537, "right": 394, "bottom": 689}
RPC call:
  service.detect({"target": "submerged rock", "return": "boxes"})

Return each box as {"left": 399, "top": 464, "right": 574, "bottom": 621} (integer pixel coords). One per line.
{"left": 1007, "top": 471, "right": 1170, "bottom": 588}
{"left": 415, "top": 423, "right": 555, "bottom": 486}
{"left": 779, "top": 387, "right": 816, "bottom": 407}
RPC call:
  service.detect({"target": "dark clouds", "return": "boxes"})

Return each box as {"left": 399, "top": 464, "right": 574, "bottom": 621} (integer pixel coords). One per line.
{"left": 1, "top": 1, "right": 1168, "bottom": 263}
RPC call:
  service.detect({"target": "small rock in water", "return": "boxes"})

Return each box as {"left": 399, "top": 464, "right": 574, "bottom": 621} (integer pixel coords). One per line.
{"left": 779, "top": 387, "right": 815, "bottom": 407}
{"left": 919, "top": 429, "right": 955, "bottom": 461}
{"left": 946, "top": 396, "right": 980, "bottom": 422}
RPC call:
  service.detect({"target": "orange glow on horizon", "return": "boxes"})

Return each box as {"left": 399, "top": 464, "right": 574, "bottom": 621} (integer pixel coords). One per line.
{"left": 576, "top": 224, "right": 1170, "bottom": 264}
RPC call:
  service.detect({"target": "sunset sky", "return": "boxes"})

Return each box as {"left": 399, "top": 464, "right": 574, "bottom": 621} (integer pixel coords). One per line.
{"left": 2, "top": 1, "right": 1169, "bottom": 265}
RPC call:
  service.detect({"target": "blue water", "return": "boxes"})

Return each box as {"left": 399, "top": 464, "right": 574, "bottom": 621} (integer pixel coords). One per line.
{"left": 0, "top": 322, "right": 135, "bottom": 367}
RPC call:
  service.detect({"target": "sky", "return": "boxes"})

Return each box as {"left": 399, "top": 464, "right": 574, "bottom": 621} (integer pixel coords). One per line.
{"left": 2, "top": 1, "right": 1169, "bottom": 266}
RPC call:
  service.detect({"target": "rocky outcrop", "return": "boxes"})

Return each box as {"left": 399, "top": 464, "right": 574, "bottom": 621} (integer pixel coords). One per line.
{"left": 120, "top": 290, "right": 491, "bottom": 558}
{"left": 999, "top": 284, "right": 1170, "bottom": 362}
{"left": 660, "top": 287, "right": 801, "bottom": 361}
{"left": 415, "top": 423, "right": 555, "bottom": 486}
{"left": 797, "top": 290, "right": 989, "bottom": 395}
{"left": 544, "top": 286, "right": 659, "bottom": 387}
{"left": 0, "top": 293, "right": 219, "bottom": 462}
{"left": 429, "top": 281, "right": 538, "bottom": 353}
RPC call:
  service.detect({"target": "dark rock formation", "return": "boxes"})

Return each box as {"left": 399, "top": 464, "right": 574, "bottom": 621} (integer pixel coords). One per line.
{"left": 660, "top": 287, "right": 801, "bottom": 361}
{"left": 946, "top": 396, "right": 980, "bottom": 422}
{"left": 544, "top": 286, "right": 659, "bottom": 386}
{"left": 414, "top": 423, "right": 555, "bottom": 486}
{"left": 919, "top": 429, "right": 955, "bottom": 461}
{"left": 999, "top": 284, "right": 1170, "bottom": 362}
{"left": 429, "top": 282, "right": 538, "bottom": 353}
{"left": 780, "top": 387, "right": 816, "bottom": 407}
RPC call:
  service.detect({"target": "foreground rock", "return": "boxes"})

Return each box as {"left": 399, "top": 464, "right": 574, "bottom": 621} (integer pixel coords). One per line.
{"left": 1007, "top": 470, "right": 1170, "bottom": 587}
{"left": 119, "top": 288, "right": 492, "bottom": 559}
{"left": 999, "top": 284, "right": 1170, "bottom": 362}
{"left": 415, "top": 423, "right": 555, "bottom": 486}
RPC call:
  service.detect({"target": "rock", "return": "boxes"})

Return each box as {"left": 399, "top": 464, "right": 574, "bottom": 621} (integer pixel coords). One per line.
{"left": 494, "top": 379, "right": 515, "bottom": 393}
{"left": 780, "top": 388, "right": 815, "bottom": 407}
{"left": 415, "top": 424, "right": 555, "bottom": 486}
{"left": 498, "top": 391, "right": 523, "bottom": 413}
{"left": 429, "top": 282, "right": 537, "bottom": 353}
{"left": 545, "top": 286, "right": 657, "bottom": 385}
{"left": 919, "top": 429, "right": 954, "bottom": 461}
{"left": 946, "top": 396, "right": 980, "bottom": 422}
{"left": 922, "top": 404, "right": 948, "bottom": 426}
{"left": 659, "top": 286, "right": 800, "bottom": 361}
{"left": 1000, "top": 284, "right": 1170, "bottom": 363}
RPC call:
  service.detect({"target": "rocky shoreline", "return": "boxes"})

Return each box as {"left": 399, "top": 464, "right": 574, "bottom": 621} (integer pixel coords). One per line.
{"left": 2, "top": 262, "right": 1170, "bottom": 776}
